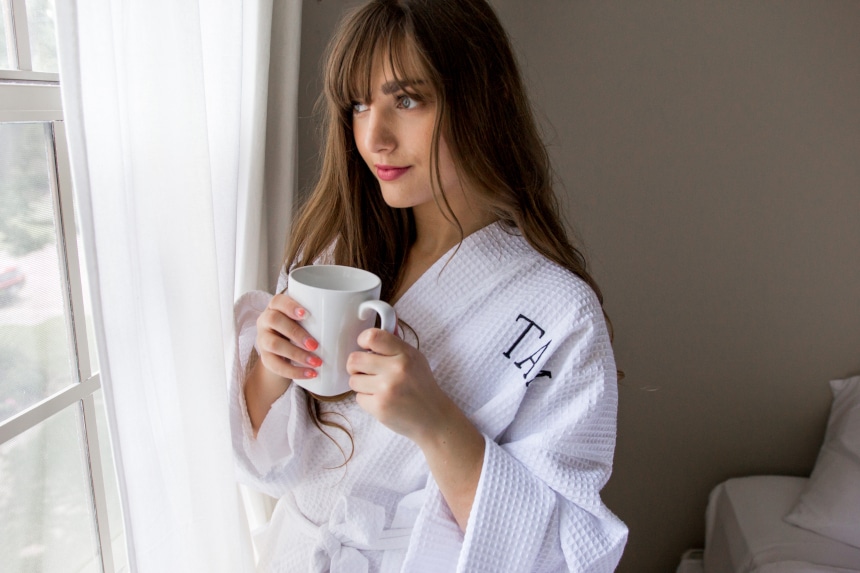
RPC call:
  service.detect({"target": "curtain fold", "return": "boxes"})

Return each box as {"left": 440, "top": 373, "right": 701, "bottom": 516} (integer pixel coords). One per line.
{"left": 264, "top": 0, "right": 303, "bottom": 290}
{"left": 54, "top": 0, "right": 299, "bottom": 570}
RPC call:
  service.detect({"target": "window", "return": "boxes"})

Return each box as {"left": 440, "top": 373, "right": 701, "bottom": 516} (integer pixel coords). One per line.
{"left": 0, "top": 1, "right": 127, "bottom": 571}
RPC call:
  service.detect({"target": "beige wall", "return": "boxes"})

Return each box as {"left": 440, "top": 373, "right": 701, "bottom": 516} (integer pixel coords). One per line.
{"left": 292, "top": 1, "right": 860, "bottom": 571}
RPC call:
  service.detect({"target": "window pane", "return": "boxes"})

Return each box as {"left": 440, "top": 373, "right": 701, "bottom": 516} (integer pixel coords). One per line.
{"left": 26, "top": 0, "right": 58, "bottom": 73}
{"left": 0, "top": 404, "right": 101, "bottom": 573}
{"left": 0, "top": 8, "right": 10, "bottom": 70}
{"left": 0, "top": 122, "right": 75, "bottom": 424}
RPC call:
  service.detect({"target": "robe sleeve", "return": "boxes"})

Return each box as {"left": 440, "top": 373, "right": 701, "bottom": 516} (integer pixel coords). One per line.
{"left": 229, "top": 270, "right": 310, "bottom": 499}
{"left": 458, "top": 288, "right": 627, "bottom": 572}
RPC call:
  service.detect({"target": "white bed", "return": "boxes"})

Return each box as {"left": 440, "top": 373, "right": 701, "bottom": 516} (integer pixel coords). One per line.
{"left": 703, "top": 475, "right": 860, "bottom": 573}
{"left": 677, "top": 376, "right": 860, "bottom": 573}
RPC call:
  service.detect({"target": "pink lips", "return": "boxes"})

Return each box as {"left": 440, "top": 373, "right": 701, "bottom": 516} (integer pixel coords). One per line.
{"left": 376, "top": 165, "right": 410, "bottom": 181}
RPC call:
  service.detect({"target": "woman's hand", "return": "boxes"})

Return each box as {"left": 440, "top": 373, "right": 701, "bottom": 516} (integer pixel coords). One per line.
{"left": 244, "top": 293, "right": 322, "bottom": 435}
{"left": 346, "top": 328, "right": 448, "bottom": 442}
{"left": 255, "top": 293, "right": 323, "bottom": 380}
{"left": 347, "top": 328, "right": 486, "bottom": 531}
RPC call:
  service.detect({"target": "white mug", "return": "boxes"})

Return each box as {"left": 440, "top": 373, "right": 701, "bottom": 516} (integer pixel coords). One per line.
{"left": 287, "top": 265, "right": 397, "bottom": 397}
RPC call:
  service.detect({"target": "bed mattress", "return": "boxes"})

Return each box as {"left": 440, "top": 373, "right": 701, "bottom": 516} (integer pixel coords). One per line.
{"left": 703, "top": 476, "right": 860, "bottom": 573}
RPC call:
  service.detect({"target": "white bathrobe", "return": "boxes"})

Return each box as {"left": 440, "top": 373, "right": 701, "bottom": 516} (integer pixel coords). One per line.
{"left": 230, "top": 222, "right": 627, "bottom": 572}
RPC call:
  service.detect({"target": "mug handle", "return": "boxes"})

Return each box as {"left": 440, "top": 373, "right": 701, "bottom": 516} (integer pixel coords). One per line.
{"left": 358, "top": 300, "right": 397, "bottom": 334}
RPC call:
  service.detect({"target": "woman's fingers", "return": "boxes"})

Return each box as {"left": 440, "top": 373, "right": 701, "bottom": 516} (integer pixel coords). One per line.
{"left": 258, "top": 348, "right": 319, "bottom": 380}
{"left": 257, "top": 328, "right": 321, "bottom": 366}
{"left": 269, "top": 292, "right": 308, "bottom": 321}
{"left": 258, "top": 308, "right": 318, "bottom": 353}
{"left": 347, "top": 329, "right": 406, "bottom": 379}
{"left": 265, "top": 294, "right": 319, "bottom": 351}
{"left": 346, "top": 352, "right": 394, "bottom": 382}
{"left": 255, "top": 293, "right": 321, "bottom": 379}
{"left": 356, "top": 328, "right": 402, "bottom": 356}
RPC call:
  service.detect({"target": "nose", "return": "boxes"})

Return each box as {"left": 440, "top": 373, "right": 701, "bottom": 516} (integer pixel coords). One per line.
{"left": 362, "top": 107, "right": 396, "bottom": 154}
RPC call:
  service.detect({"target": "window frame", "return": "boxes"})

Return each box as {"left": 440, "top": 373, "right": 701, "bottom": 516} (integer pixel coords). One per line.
{"left": 1, "top": 2, "right": 121, "bottom": 571}
{"left": 2, "top": 0, "right": 59, "bottom": 80}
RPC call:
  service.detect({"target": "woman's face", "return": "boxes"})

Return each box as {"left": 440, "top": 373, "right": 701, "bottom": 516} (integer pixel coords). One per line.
{"left": 352, "top": 57, "right": 462, "bottom": 212}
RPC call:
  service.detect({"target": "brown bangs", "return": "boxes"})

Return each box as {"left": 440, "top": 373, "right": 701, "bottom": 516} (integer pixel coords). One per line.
{"left": 324, "top": 3, "right": 437, "bottom": 114}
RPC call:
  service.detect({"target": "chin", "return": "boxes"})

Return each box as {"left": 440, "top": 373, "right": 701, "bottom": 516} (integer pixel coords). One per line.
{"left": 380, "top": 197, "right": 418, "bottom": 210}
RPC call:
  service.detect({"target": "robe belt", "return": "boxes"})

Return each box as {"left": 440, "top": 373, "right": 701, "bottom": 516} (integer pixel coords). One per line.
{"left": 286, "top": 489, "right": 426, "bottom": 573}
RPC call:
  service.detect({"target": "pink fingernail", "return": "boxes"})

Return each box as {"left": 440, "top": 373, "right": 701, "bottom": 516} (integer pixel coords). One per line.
{"left": 303, "top": 369, "right": 317, "bottom": 379}
{"left": 307, "top": 356, "right": 322, "bottom": 367}
{"left": 295, "top": 308, "right": 306, "bottom": 319}
{"left": 304, "top": 338, "right": 319, "bottom": 351}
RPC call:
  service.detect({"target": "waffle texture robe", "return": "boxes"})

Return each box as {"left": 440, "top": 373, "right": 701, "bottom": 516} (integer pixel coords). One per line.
{"left": 231, "top": 222, "right": 628, "bottom": 572}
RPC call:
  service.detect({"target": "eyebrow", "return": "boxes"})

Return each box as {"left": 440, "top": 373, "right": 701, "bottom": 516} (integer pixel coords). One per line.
{"left": 380, "top": 79, "right": 426, "bottom": 95}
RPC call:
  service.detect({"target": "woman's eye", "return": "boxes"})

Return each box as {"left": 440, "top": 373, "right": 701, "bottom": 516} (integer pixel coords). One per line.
{"left": 398, "top": 95, "right": 419, "bottom": 110}
{"left": 352, "top": 102, "right": 369, "bottom": 113}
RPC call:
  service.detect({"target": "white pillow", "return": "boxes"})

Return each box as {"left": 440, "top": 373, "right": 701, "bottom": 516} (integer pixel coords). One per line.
{"left": 784, "top": 375, "right": 860, "bottom": 548}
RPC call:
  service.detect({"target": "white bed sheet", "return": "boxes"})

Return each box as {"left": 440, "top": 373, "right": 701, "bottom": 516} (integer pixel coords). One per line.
{"left": 703, "top": 476, "right": 860, "bottom": 573}
{"left": 755, "top": 563, "right": 860, "bottom": 573}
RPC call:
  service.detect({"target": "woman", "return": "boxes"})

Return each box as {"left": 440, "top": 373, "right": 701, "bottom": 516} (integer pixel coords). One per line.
{"left": 231, "top": 0, "right": 627, "bottom": 571}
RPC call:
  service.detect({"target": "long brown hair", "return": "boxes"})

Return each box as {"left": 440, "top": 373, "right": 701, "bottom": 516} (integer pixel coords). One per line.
{"left": 286, "top": 0, "right": 612, "bottom": 458}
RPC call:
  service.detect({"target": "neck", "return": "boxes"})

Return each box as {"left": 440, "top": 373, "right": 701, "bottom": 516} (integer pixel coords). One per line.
{"left": 411, "top": 193, "right": 497, "bottom": 261}
{"left": 411, "top": 204, "right": 495, "bottom": 260}
{"left": 390, "top": 190, "right": 496, "bottom": 304}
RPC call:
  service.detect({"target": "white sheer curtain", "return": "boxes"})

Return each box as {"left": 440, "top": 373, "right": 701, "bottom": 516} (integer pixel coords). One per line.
{"left": 54, "top": 0, "right": 301, "bottom": 570}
